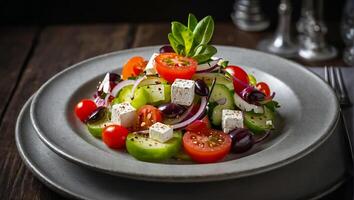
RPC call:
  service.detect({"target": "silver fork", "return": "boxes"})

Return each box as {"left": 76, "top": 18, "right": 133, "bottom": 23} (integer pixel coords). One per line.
{"left": 324, "top": 66, "right": 353, "bottom": 164}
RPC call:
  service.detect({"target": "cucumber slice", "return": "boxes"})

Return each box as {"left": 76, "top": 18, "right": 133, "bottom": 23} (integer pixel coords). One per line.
{"left": 139, "top": 77, "right": 168, "bottom": 86}
{"left": 209, "top": 84, "right": 235, "bottom": 126}
{"left": 192, "top": 73, "right": 234, "bottom": 91}
{"left": 233, "top": 93, "right": 264, "bottom": 114}
{"left": 126, "top": 131, "right": 182, "bottom": 162}
{"left": 142, "top": 84, "right": 171, "bottom": 106}
{"left": 244, "top": 107, "right": 275, "bottom": 134}
{"left": 112, "top": 85, "right": 149, "bottom": 109}
{"left": 86, "top": 111, "right": 111, "bottom": 138}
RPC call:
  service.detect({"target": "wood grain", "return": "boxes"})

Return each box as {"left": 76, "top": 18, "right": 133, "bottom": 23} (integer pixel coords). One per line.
{"left": 0, "top": 27, "right": 38, "bottom": 124}
{"left": 0, "top": 24, "right": 132, "bottom": 200}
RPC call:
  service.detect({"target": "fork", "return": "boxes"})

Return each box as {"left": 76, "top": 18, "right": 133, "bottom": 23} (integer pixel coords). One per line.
{"left": 324, "top": 66, "right": 353, "bottom": 164}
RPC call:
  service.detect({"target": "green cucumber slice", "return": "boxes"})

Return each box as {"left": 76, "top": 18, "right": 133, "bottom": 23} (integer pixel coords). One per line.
{"left": 112, "top": 85, "right": 149, "bottom": 109}
{"left": 209, "top": 84, "right": 235, "bottom": 126}
{"left": 142, "top": 84, "right": 171, "bottom": 106}
{"left": 126, "top": 131, "right": 182, "bottom": 162}
{"left": 139, "top": 77, "right": 168, "bottom": 86}
{"left": 244, "top": 107, "right": 275, "bottom": 134}
{"left": 192, "top": 73, "right": 234, "bottom": 91}
{"left": 86, "top": 110, "right": 111, "bottom": 138}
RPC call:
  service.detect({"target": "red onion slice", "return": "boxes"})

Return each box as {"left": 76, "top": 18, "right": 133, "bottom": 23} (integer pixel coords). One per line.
{"left": 111, "top": 80, "right": 135, "bottom": 97}
{"left": 196, "top": 57, "right": 221, "bottom": 73}
{"left": 130, "top": 76, "right": 147, "bottom": 99}
{"left": 172, "top": 96, "right": 208, "bottom": 130}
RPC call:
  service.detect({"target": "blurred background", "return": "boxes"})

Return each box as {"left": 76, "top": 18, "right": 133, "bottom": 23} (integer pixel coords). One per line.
{"left": 0, "top": 0, "right": 346, "bottom": 25}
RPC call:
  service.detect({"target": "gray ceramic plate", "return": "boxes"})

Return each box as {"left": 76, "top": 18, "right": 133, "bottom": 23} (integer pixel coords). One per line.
{"left": 30, "top": 46, "right": 339, "bottom": 182}
{"left": 17, "top": 97, "right": 346, "bottom": 200}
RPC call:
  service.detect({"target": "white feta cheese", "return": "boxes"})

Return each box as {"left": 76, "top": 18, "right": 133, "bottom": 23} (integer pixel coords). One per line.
{"left": 222, "top": 109, "right": 244, "bottom": 133}
{"left": 111, "top": 103, "right": 136, "bottom": 127}
{"left": 144, "top": 53, "right": 159, "bottom": 75}
{"left": 149, "top": 122, "right": 173, "bottom": 143}
{"left": 171, "top": 79, "right": 195, "bottom": 106}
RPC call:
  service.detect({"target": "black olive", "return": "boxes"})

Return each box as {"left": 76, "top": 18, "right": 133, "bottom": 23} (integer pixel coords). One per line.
{"left": 229, "top": 128, "right": 254, "bottom": 153}
{"left": 195, "top": 79, "right": 209, "bottom": 96}
{"left": 86, "top": 107, "right": 107, "bottom": 123}
{"left": 158, "top": 103, "right": 186, "bottom": 118}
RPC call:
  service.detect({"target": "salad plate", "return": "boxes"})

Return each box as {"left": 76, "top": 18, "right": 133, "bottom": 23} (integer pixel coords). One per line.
{"left": 30, "top": 45, "right": 339, "bottom": 182}
{"left": 17, "top": 96, "right": 348, "bottom": 200}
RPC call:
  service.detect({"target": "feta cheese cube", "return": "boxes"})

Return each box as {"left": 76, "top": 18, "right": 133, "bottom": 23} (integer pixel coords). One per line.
{"left": 149, "top": 122, "right": 173, "bottom": 143}
{"left": 144, "top": 53, "right": 159, "bottom": 75}
{"left": 111, "top": 103, "right": 136, "bottom": 127}
{"left": 171, "top": 79, "right": 195, "bottom": 106}
{"left": 222, "top": 109, "right": 244, "bottom": 133}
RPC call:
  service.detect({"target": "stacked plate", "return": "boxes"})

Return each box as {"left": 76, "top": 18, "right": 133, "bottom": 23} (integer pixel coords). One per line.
{"left": 16, "top": 46, "right": 349, "bottom": 200}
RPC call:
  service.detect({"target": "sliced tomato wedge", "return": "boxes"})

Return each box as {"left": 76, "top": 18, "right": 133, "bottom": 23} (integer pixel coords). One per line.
{"left": 256, "top": 82, "right": 271, "bottom": 96}
{"left": 121, "top": 56, "right": 147, "bottom": 80}
{"left": 136, "top": 105, "right": 163, "bottom": 130}
{"left": 183, "top": 130, "right": 231, "bottom": 163}
{"left": 155, "top": 53, "right": 197, "bottom": 82}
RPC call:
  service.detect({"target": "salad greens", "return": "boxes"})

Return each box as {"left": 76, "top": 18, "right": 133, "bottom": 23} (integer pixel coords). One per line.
{"left": 168, "top": 14, "right": 217, "bottom": 63}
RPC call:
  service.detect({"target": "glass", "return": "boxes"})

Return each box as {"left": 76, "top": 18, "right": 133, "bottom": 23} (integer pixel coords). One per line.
{"left": 341, "top": 0, "right": 354, "bottom": 66}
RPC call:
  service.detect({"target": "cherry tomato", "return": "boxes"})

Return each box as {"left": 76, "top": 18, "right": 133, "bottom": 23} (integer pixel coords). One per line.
{"left": 183, "top": 130, "right": 232, "bottom": 163}
{"left": 122, "top": 56, "right": 147, "bottom": 80}
{"left": 256, "top": 82, "right": 271, "bottom": 96}
{"left": 102, "top": 125, "right": 129, "bottom": 149}
{"left": 75, "top": 99, "right": 97, "bottom": 122}
{"left": 137, "top": 105, "right": 163, "bottom": 130}
{"left": 225, "top": 65, "right": 249, "bottom": 93}
{"left": 155, "top": 53, "right": 197, "bottom": 82}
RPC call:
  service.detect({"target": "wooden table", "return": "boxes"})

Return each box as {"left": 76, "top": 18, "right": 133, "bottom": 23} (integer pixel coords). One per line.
{"left": 0, "top": 23, "right": 349, "bottom": 199}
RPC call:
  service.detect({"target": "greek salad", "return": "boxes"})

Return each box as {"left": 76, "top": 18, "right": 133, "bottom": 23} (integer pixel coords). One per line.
{"left": 74, "top": 14, "right": 280, "bottom": 163}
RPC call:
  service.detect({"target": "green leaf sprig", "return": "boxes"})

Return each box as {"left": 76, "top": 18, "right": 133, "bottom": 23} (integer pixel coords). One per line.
{"left": 168, "top": 14, "right": 217, "bottom": 64}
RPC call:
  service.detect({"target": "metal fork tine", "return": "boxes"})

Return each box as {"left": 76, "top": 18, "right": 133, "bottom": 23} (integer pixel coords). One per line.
{"left": 335, "top": 67, "right": 351, "bottom": 106}
{"left": 324, "top": 66, "right": 329, "bottom": 82}
{"left": 329, "top": 66, "right": 339, "bottom": 97}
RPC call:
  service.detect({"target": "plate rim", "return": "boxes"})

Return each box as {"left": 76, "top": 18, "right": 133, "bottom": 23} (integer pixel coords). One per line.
{"left": 29, "top": 45, "right": 340, "bottom": 182}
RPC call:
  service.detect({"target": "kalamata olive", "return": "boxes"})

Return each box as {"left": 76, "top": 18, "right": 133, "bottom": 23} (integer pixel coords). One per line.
{"left": 248, "top": 90, "right": 265, "bottom": 102}
{"left": 229, "top": 128, "right": 254, "bottom": 153}
{"left": 158, "top": 103, "right": 186, "bottom": 118}
{"left": 159, "top": 45, "right": 175, "bottom": 53}
{"left": 195, "top": 79, "right": 209, "bottom": 96}
{"left": 109, "top": 73, "right": 121, "bottom": 82}
{"left": 86, "top": 107, "right": 107, "bottom": 123}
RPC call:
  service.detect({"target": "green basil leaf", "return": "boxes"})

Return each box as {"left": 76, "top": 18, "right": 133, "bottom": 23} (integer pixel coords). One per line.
{"left": 168, "top": 33, "right": 184, "bottom": 54}
{"left": 193, "top": 16, "right": 214, "bottom": 45}
{"left": 192, "top": 45, "right": 217, "bottom": 63}
{"left": 188, "top": 13, "right": 198, "bottom": 31}
{"left": 171, "top": 21, "right": 188, "bottom": 45}
{"left": 181, "top": 30, "right": 194, "bottom": 56}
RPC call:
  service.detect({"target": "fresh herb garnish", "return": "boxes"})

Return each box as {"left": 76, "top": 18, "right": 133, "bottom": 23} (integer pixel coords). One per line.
{"left": 168, "top": 14, "right": 217, "bottom": 64}
{"left": 264, "top": 100, "right": 280, "bottom": 112}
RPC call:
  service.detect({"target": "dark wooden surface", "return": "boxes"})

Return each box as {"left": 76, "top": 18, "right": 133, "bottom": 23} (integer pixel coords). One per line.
{"left": 0, "top": 23, "right": 350, "bottom": 200}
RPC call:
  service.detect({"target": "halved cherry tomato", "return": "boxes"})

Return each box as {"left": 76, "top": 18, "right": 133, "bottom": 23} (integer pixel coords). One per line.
{"left": 155, "top": 53, "right": 197, "bottom": 82}
{"left": 137, "top": 105, "right": 163, "bottom": 130}
{"left": 256, "top": 82, "right": 271, "bottom": 96}
{"left": 121, "top": 56, "right": 148, "bottom": 80}
{"left": 183, "top": 130, "right": 231, "bottom": 163}
{"left": 102, "top": 125, "right": 129, "bottom": 149}
{"left": 225, "top": 65, "right": 249, "bottom": 93}
{"left": 75, "top": 99, "right": 97, "bottom": 122}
